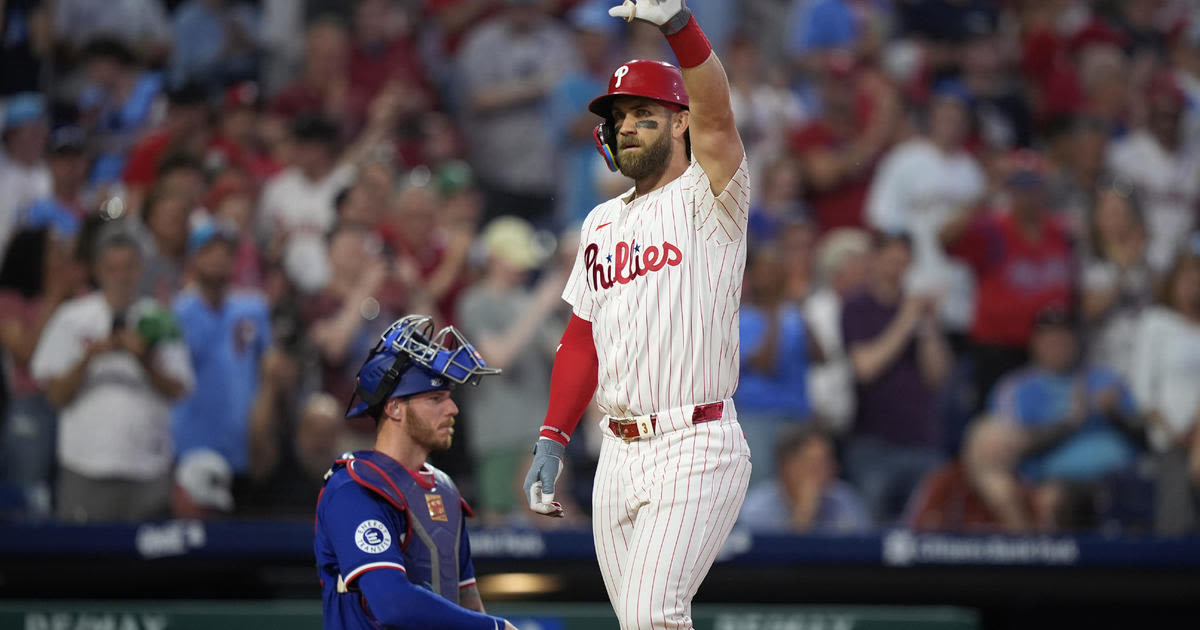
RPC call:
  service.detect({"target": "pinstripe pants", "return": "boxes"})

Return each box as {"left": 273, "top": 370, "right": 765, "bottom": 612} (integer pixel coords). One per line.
{"left": 592, "top": 417, "right": 752, "bottom": 630}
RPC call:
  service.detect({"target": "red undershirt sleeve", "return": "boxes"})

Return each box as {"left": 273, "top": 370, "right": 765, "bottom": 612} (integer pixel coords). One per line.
{"left": 538, "top": 314, "right": 599, "bottom": 446}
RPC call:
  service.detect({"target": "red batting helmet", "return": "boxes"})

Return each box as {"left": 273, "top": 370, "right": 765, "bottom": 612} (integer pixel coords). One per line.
{"left": 588, "top": 59, "right": 690, "bottom": 119}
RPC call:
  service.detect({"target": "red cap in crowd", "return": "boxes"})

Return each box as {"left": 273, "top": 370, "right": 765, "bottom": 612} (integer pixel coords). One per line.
{"left": 1068, "top": 18, "right": 1128, "bottom": 55}
{"left": 223, "top": 81, "right": 260, "bottom": 111}
{"left": 1147, "top": 71, "right": 1186, "bottom": 111}
{"left": 205, "top": 171, "right": 252, "bottom": 211}
{"left": 822, "top": 50, "right": 859, "bottom": 80}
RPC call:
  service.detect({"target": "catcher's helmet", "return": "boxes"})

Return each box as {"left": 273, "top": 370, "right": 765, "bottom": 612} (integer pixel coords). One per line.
{"left": 345, "top": 315, "right": 499, "bottom": 419}
{"left": 589, "top": 60, "right": 691, "bottom": 172}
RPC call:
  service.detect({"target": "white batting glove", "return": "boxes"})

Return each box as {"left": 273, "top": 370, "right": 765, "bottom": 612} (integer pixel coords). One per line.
{"left": 609, "top": 0, "right": 693, "bottom": 35}
{"left": 523, "top": 438, "right": 566, "bottom": 518}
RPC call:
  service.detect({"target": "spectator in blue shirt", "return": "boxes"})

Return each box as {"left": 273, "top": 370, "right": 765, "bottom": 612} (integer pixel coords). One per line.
{"left": 738, "top": 425, "right": 871, "bottom": 534}
{"left": 990, "top": 308, "right": 1144, "bottom": 512}
{"left": 786, "top": 0, "right": 893, "bottom": 59}
{"left": 549, "top": 0, "right": 620, "bottom": 231}
{"left": 168, "top": 0, "right": 260, "bottom": 92}
{"left": 682, "top": 0, "right": 737, "bottom": 55}
{"left": 172, "top": 218, "right": 272, "bottom": 479}
{"left": 22, "top": 127, "right": 91, "bottom": 241}
{"left": 77, "top": 37, "right": 164, "bottom": 187}
{"left": 735, "top": 244, "right": 824, "bottom": 483}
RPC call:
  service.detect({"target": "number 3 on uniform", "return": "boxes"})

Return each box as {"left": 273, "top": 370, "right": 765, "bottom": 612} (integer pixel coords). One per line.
{"left": 641, "top": 422, "right": 649, "bottom": 434}
{"left": 614, "top": 65, "right": 630, "bottom": 88}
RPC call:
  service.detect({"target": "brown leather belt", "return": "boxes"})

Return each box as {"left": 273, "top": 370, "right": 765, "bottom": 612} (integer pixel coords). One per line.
{"left": 607, "top": 401, "right": 725, "bottom": 441}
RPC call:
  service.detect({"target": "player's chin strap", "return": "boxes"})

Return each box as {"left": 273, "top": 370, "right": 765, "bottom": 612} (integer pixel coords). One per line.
{"left": 593, "top": 122, "right": 619, "bottom": 172}
{"left": 345, "top": 344, "right": 412, "bottom": 419}
{"left": 592, "top": 118, "right": 692, "bottom": 172}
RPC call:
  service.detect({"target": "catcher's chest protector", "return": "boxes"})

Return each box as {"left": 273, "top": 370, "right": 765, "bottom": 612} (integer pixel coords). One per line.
{"left": 330, "top": 450, "right": 469, "bottom": 602}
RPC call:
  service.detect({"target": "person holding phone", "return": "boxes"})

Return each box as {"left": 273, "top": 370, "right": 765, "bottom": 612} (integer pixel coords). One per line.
{"left": 30, "top": 225, "right": 194, "bottom": 522}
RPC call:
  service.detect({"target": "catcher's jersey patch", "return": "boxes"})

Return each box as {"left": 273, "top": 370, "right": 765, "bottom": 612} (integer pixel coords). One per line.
{"left": 354, "top": 519, "right": 392, "bottom": 554}
{"left": 425, "top": 493, "right": 448, "bottom": 522}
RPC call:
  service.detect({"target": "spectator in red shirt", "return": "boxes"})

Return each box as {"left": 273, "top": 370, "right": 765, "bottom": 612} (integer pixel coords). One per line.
{"left": 303, "top": 221, "right": 422, "bottom": 434}
{"left": 348, "top": 0, "right": 437, "bottom": 170}
{"left": 423, "top": 0, "right": 500, "bottom": 59}
{"left": 906, "top": 416, "right": 1038, "bottom": 534}
{"left": 268, "top": 17, "right": 367, "bottom": 138}
{"left": 940, "top": 150, "right": 1074, "bottom": 411}
{"left": 379, "top": 181, "right": 473, "bottom": 326}
{"left": 348, "top": 0, "right": 433, "bottom": 108}
{"left": 1023, "top": 15, "right": 1131, "bottom": 129}
{"left": 122, "top": 82, "right": 211, "bottom": 215}
{"left": 791, "top": 52, "right": 901, "bottom": 232}
{"left": 206, "top": 82, "right": 281, "bottom": 184}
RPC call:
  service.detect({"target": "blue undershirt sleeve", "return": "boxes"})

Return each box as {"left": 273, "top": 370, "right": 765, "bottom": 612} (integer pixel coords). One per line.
{"left": 357, "top": 570, "right": 505, "bottom": 630}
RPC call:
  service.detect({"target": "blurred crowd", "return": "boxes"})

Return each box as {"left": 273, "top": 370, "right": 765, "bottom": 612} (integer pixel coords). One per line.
{"left": 0, "top": 0, "right": 1198, "bottom": 538}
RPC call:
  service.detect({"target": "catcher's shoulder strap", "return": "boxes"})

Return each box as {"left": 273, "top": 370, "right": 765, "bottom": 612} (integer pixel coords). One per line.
{"left": 323, "top": 450, "right": 409, "bottom": 514}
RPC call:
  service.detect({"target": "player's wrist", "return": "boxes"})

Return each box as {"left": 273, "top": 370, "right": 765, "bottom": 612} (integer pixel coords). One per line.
{"left": 534, "top": 436, "right": 567, "bottom": 458}
{"left": 658, "top": 6, "right": 692, "bottom": 35}
{"left": 665, "top": 14, "right": 712, "bottom": 69}
{"left": 538, "top": 426, "right": 571, "bottom": 446}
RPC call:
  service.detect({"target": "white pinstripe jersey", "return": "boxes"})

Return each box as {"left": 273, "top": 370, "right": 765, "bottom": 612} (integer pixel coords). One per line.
{"left": 563, "top": 157, "right": 751, "bottom": 419}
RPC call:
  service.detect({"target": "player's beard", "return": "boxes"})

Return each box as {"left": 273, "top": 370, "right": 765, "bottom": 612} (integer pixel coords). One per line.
{"left": 616, "top": 128, "right": 673, "bottom": 181}
{"left": 405, "top": 403, "right": 454, "bottom": 452}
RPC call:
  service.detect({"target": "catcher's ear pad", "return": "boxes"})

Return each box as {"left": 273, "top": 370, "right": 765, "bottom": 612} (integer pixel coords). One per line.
{"left": 593, "top": 122, "right": 618, "bottom": 172}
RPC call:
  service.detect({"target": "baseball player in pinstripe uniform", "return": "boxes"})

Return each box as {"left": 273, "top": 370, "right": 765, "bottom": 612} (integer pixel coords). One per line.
{"left": 522, "top": 2, "right": 752, "bottom": 628}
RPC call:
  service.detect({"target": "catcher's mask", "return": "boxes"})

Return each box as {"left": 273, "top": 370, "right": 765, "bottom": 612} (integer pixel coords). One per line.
{"left": 590, "top": 59, "right": 691, "bottom": 172}
{"left": 345, "top": 315, "right": 499, "bottom": 419}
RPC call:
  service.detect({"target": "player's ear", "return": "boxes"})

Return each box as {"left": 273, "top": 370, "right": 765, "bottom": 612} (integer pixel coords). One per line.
{"left": 672, "top": 109, "right": 690, "bottom": 140}
{"left": 383, "top": 397, "right": 406, "bottom": 422}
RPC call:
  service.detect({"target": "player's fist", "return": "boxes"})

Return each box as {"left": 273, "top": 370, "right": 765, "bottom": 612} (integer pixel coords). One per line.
{"left": 609, "top": 0, "right": 692, "bottom": 35}
{"left": 523, "top": 438, "right": 566, "bottom": 518}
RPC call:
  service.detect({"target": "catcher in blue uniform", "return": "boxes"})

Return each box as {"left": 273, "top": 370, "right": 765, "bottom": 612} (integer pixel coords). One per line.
{"left": 315, "top": 315, "right": 518, "bottom": 630}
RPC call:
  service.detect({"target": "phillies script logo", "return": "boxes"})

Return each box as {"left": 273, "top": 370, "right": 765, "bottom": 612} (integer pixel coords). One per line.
{"left": 585, "top": 240, "right": 683, "bottom": 290}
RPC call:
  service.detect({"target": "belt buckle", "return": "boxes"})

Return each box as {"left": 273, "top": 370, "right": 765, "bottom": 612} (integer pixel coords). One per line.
{"left": 614, "top": 414, "right": 656, "bottom": 442}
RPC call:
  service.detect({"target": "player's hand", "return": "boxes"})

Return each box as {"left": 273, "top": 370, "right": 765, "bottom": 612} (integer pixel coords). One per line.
{"left": 503, "top": 621, "right": 520, "bottom": 630}
{"left": 523, "top": 438, "right": 566, "bottom": 518}
{"left": 609, "top": 0, "right": 691, "bottom": 34}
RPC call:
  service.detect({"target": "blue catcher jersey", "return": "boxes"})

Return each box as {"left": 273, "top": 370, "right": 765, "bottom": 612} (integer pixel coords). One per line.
{"left": 315, "top": 450, "right": 478, "bottom": 629}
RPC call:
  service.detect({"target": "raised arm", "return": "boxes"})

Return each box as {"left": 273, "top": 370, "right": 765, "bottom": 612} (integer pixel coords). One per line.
{"left": 610, "top": 0, "right": 744, "bottom": 194}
